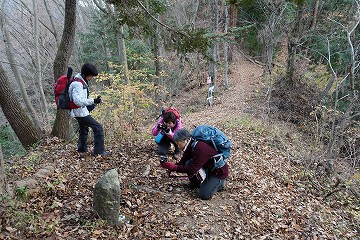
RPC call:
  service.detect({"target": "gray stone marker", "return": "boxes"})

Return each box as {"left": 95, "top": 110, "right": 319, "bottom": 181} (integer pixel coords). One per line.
{"left": 93, "top": 168, "right": 122, "bottom": 226}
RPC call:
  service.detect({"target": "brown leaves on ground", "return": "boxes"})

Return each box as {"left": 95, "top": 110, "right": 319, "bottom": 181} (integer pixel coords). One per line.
{"left": 1, "top": 55, "right": 359, "bottom": 239}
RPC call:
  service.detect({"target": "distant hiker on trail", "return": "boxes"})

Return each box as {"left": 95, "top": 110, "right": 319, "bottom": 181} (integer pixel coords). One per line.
{"left": 161, "top": 128, "right": 229, "bottom": 200}
{"left": 69, "top": 63, "right": 110, "bottom": 157}
{"left": 152, "top": 108, "right": 182, "bottom": 161}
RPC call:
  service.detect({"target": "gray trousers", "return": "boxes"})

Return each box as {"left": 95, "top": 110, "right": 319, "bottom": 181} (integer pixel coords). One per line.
{"left": 198, "top": 176, "right": 225, "bottom": 200}
{"left": 186, "top": 160, "right": 225, "bottom": 200}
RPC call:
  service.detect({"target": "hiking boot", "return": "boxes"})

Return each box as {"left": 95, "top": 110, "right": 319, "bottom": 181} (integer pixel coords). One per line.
{"left": 78, "top": 151, "right": 87, "bottom": 157}
{"left": 184, "top": 181, "right": 200, "bottom": 189}
{"left": 92, "top": 151, "right": 111, "bottom": 157}
{"left": 218, "top": 182, "right": 226, "bottom": 192}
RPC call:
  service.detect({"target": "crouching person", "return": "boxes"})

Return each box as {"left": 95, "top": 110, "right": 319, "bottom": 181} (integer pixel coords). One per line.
{"left": 152, "top": 110, "right": 182, "bottom": 160}
{"left": 160, "top": 129, "right": 228, "bottom": 200}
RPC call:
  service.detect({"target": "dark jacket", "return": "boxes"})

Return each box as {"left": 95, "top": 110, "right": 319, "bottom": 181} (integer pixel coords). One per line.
{"left": 176, "top": 140, "right": 229, "bottom": 179}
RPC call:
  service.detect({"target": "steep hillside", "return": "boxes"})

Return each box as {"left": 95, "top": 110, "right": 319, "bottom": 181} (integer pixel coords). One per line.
{"left": 1, "top": 54, "right": 358, "bottom": 239}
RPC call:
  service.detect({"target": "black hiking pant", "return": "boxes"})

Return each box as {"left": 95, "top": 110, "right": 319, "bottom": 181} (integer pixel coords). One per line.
{"left": 75, "top": 115, "right": 104, "bottom": 155}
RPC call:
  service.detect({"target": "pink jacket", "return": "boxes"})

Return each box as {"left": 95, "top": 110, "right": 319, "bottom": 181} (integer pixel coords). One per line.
{"left": 151, "top": 117, "right": 182, "bottom": 140}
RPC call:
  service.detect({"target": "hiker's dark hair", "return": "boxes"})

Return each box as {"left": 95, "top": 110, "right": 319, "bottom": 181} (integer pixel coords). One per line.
{"left": 81, "top": 63, "right": 98, "bottom": 77}
{"left": 163, "top": 111, "right": 177, "bottom": 124}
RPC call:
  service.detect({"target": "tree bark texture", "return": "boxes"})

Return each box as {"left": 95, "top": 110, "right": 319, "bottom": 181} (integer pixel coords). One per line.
{"left": 33, "top": 0, "right": 49, "bottom": 126}
{"left": 0, "top": 0, "right": 41, "bottom": 130}
{"left": 117, "top": 25, "right": 129, "bottom": 84}
{"left": 0, "top": 64, "right": 42, "bottom": 149}
{"left": 43, "top": 0, "right": 59, "bottom": 44}
{"left": 286, "top": 2, "right": 304, "bottom": 85}
{"left": 262, "top": 2, "right": 286, "bottom": 75}
{"left": 347, "top": 1, "right": 360, "bottom": 96}
{"left": 310, "top": 0, "right": 320, "bottom": 30}
{"left": 223, "top": 0, "right": 229, "bottom": 88}
{"left": 208, "top": 0, "right": 219, "bottom": 88}
{"left": 51, "top": 0, "right": 77, "bottom": 139}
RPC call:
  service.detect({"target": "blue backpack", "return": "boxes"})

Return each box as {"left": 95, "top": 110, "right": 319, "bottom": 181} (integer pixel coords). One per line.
{"left": 191, "top": 125, "right": 231, "bottom": 170}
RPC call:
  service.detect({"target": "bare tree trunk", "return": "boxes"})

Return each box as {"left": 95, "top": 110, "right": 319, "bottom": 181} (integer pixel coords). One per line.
{"left": 321, "top": 75, "right": 336, "bottom": 99}
{"left": 0, "top": 0, "right": 7, "bottom": 196}
{"left": 43, "top": 0, "right": 59, "bottom": 44}
{"left": 227, "top": 2, "right": 238, "bottom": 62}
{"left": 0, "top": 144, "right": 7, "bottom": 195}
{"left": 286, "top": 1, "right": 304, "bottom": 85}
{"left": 262, "top": 1, "right": 286, "bottom": 75}
{"left": 347, "top": 1, "right": 360, "bottom": 96}
{"left": 223, "top": 0, "right": 229, "bottom": 89}
{"left": 117, "top": 25, "right": 129, "bottom": 84}
{"left": 208, "top": 0, "right": 219, "bottom": 88}
{"left": 32, "top": 0, "right": 49, "bottom": 127}
{"left": 51, "top": 0, "right": 77, "bottom": 139}
{"left": 14, "top": 0, "right": 59, "bottom": 38}
{"left": 286, "top": 41, "right": 296, "bottom": 83}
{"left": 324, "top": 0, "right": 360, "bottom": 98}
{"left": 0, "top": 0, "right": 41, "bottom": 130}
{"left": 310, "top": 0, "right": 320, "bottom": 29}
{"left": 153, "top": 20, "right": 163, "bottom": 86}
{"left": 94, "top": 2, "right": 129, "bottom": 84}
{"left": 231, "top": 2, "right": 238, "bottom": 28}
{"left": 0, "top": 63, "right": 42, "bottom": 149}
{"left": 113, "top": 5, "right": 129, "bottom": 84}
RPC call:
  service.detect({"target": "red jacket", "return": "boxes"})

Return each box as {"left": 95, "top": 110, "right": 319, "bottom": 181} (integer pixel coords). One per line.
{"left": 176, "top": 140, "right": 229, "bottom": 179}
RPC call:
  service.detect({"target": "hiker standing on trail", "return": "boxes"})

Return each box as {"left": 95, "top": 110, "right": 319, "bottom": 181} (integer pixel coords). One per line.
{"left": 69, "top": 63, "right": 109, "bottom": 157}
{"left": 152, "top": 109, "right": 182, "bottom": 160}
{"left": 161, "top": 128, "right": 228, "bottom": 200}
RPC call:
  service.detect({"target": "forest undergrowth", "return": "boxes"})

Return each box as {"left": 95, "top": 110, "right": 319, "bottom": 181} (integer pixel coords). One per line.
{"left": 0, "top": 54, "right": 359, "bottom": 239}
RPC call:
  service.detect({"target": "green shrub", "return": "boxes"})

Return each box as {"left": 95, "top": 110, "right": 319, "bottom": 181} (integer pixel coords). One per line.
{"left": 0, "top": 125, "right": 26, "bottom": 159}
{"left": 90, "top": 71, "right": 159, "bottom": 141}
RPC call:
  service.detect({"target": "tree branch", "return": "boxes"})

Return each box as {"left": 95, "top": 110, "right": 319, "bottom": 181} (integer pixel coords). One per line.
{"left": 135, "top": 0, "right": 188, "bottom": 37}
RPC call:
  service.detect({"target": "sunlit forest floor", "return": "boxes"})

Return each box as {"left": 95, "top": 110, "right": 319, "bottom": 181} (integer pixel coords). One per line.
{"left": 1, "top": 54, "right": 359, "bottom": 239}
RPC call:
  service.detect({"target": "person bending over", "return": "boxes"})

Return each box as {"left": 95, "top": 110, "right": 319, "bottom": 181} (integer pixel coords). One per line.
{"left": 161, "top": 128, "right": 228, "bottom": 200}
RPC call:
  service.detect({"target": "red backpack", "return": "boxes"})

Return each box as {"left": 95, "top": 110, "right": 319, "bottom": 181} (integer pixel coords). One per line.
{"left": 164, "top": 107, "right": 181, "bottom": 120}
{"left": 53, "top": 67, "right": 86, "bottom": 109}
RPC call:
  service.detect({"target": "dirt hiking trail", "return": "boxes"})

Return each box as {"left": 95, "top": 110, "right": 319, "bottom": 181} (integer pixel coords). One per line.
{"left": 3, "top": 54, "right": 357, "bottom": 239}
{"left": 124, "top": 54, "right": 347, "bottom": 239}
{"left": 172, "top": 54, "right": 264, "bottom": 128}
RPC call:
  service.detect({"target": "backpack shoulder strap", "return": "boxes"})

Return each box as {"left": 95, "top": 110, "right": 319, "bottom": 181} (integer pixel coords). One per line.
{"left": 191, "top": 139, "right": 226, "bottom": 170}
{"left": 72, "top": 77, "right": 88, "bottom": 90}
{"left": 72, "top": 77, "right": 85, "bottom": 85}
{"left": 191, "top": 139, "right": 198, "bottom": 150}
